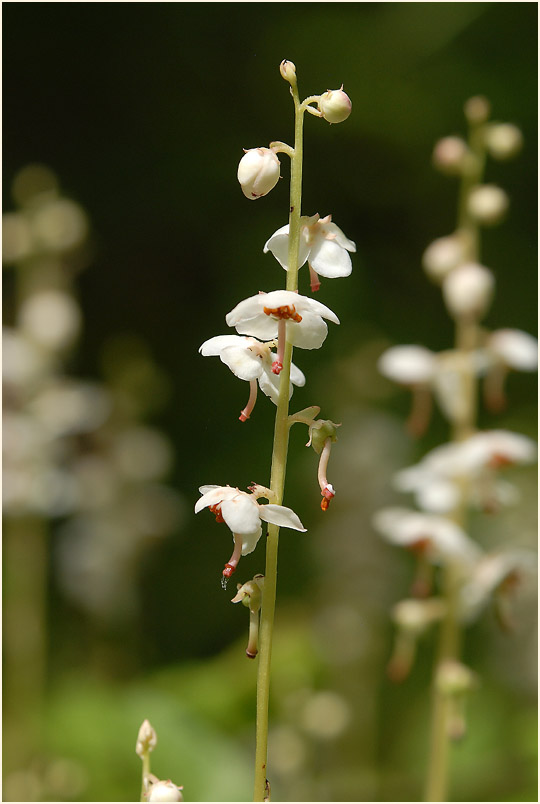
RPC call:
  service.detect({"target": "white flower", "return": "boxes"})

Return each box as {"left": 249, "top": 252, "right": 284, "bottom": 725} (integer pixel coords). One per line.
{"left": 373, "top": 507, "right": 481, "bottom": 566}
{"left": 195, "top": 485, "right": 306, "bottom": 578}
{"left": 226, "top": 290, "right": 339, "bottom": 350}
{"left": 237, "top": 147, "right": 281, "bottom": 200}
{"left": 199, "top": 334, "right": 305, "bottom": 420}
{"left": 264, "top": 214, "right": 355, "bottom": 290}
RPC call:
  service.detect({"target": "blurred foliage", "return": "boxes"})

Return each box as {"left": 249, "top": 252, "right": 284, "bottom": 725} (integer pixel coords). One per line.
{"left": 3, "top": 2, "right": 537, "bottom": 802}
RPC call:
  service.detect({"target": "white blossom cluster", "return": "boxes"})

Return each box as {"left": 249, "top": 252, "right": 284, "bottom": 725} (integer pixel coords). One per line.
{"left": 196, "top": 62, "right": 356, "bottom": 586}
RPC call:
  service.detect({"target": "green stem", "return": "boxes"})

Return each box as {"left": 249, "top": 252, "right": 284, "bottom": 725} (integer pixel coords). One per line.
{"left": 253, "top": 74, "right": 304, "bottom": 803}
{"left": 140, "top": 752, "right": 151, "bottom": 802}
{"left": 424, "top": 116, "right": 487, "bottom": 803}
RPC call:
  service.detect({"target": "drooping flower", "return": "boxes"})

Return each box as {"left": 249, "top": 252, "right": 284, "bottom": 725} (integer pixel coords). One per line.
{"left": 226, "top": 290, "right": 339, "bottom": 356}
{"left": 263, "top": 214, "right": 356, "bottom": 291}
{"left": 482, "top": 328, "right": 538, "bottom": 412}
{"left": 459, "top": 548, "right": 536, "bottom": 624}
{"left": 373, "top": 507, "right": 481, "bottom": 567}
{"left": 199, "top": 334, "right": 305, "bottom": 420}
{"left": 394, "top": 430, "right": 537, "bottom": 514}
{"left": 195, "top": 485, "right": 306, "bottom": 580}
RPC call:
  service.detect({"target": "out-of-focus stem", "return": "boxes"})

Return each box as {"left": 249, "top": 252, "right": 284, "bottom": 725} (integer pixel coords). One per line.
{"left": 253, "top": 71, "right": 304, "bottom": 803}
{"left": 424, "top": 113, "right": 487, "bottom": 804}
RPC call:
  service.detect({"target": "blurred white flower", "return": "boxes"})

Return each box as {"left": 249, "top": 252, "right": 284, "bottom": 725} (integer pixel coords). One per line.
{"left": 18, "top": 290, "right": 81, "bottom": 351}
{"left": 373, "top": 506, "right": 481, "bottom": 566}
{"left": 442, "top": 262, "right": 494, "bottom": 320}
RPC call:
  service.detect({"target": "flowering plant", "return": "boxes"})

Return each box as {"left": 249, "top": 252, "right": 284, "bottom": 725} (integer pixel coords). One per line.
{"left": 374, "top": 96, "right": 537, "bottom": 801}
{"left": 196, "top": 61, "right": 354, "bottom": 801}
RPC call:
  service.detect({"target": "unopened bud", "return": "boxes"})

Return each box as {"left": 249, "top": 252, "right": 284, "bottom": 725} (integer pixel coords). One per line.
{"left": 467, "top": 184, "right": 509, "bottom": 226}
{"left": 485, "top": 123, "right": 523, "bottom": 160}
{"left": 442, "top": 262, "right": 494, "bottom": 320}
{"left": 279, "top": 60, "right": 297, "bottom": 83}
{"left": 136, "top": 719, "right": 157, "bottom": 757}
{"left": 317, "top": 88, "right": 352, "bottom": 124}
{"left": 393, "top": 598, "right": 446, "bottom": 636}
{"left": 237, "top": 148, "right": 281, "bottom": 200}
{"left": 432, "top": 137, "right": 470, "bottom": 175}
{"left": 464, "top": 95, "right": 491, "bottom": 125}
{"left": 422, "top": 235, "right": 465, "bottom": 281}
{"left": 436, "top": 659, "right": 476, "bottom": 696}
{"left": 147, "top": 780, "right": 184, "bottom": 802}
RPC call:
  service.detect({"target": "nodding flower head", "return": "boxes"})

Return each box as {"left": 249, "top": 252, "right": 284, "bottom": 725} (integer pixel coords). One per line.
{"left": 199, "top": 334, "right": 305, "bottom": 421}
{"left": 264, "top": 214, "right": 356, "bottom": 292}
{"left": 195, "top": 485, "right": 306, "bottom": 581}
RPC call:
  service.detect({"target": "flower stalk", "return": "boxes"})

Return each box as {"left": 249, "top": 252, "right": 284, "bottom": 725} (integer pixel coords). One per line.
{"left": 253, "top": 67, "right": 304, "bottom": 802}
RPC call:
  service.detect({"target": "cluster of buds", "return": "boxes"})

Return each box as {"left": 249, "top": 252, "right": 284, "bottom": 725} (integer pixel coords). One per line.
{"left": 374, "top": 96, "right": 537, "bottom": 699}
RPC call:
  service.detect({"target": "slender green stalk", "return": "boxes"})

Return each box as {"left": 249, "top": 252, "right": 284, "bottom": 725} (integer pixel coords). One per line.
{"left": 140, "top": 752, "right": 151, "bottom": 802}
{"left": 253, "top": 75, "right": 304, "bottom": 803}
{"left": 424, "top": 114, "right": 487, "bottom": 803}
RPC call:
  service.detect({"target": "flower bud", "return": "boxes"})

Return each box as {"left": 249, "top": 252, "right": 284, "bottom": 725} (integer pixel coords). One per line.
{"left": 464, "top": 95, "right": 491, "bottom": 125}
{"left": 147, "top": 780, "right": 184, "bottom": 802}
{"left": 237, "top": 148, "right": 281, "bottom": 200}
{"left": 317, "top": 88, "right": 352, "bottom": 124}
{"left": 467, "top": 184, "right": 509, "bottom": 226}
{"left": 422, "top": 234, "right": 465, "bottom": 281}
{"left": 432, "top": 137, "right": 470, "bottom": 175}
{"left": 279, "top": 60, "right": 296, "bottom": 83}
{"left": 485, "top": 123, "right": 523, "bottom": 160}
{"left": 136, "top": 719, "right": 157, "bottom": 757}
{"left": 442, "top": 262, "right": 494, "bottom": 320}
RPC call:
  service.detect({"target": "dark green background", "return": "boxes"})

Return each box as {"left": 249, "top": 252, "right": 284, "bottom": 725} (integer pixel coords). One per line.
{"left": 3, "top": 3, "right": 537, "bottom": 802}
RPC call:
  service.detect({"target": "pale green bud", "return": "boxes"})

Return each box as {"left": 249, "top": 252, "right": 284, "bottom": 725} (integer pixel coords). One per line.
{"left": 317, "top": 88, "right": 352, "bottom": 124}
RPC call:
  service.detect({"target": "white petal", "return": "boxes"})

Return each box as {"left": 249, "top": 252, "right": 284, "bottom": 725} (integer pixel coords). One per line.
{"left": 299, "top": 296, "right": 340, "bottom": 325}
{"left": 487, "top": 329, "right": 538, "bottom": 371}
{"left": 199, "top": 335, "right": 247, "bottom": 356}
{"left": 323, "top": 221, "right": 356, "bottom": 252}
{"left": 258, "top": 503, "right": 307, "bottom": 531}
{"left": 238, "top": 525, "right": 263, "bottom": 555}
{"left": 221, "top": 494, "right": 261, "bottom": 535}
{"left": 309, "top": 237, "right": 353, "bottom": 278}
{"left": 290, "top": 361, "right": 306, "bottom": 387}
{"left": 264, "top": 225, "right": 310, "bottom": 271}
{"left": 225, "top": 295, "right": 265, "bottom": 328}
{"left": 378, "top": 345, "right": 437, "bottom": 385}
{"left": 287, "top": 313, "right": 328, "bottom": 349}
{"left": 195, "top": 485, "right": 236, "bottom": 513}
{"left": 220, "top": 345, "right": 263, "bottom": 380}
{"left": 258, "top": 368, "right": 280, "bottom": 404}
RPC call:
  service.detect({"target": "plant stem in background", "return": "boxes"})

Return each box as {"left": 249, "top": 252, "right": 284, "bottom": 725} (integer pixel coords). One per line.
{"left": 424, "top": 104, "right": 489, "bottom": 804}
